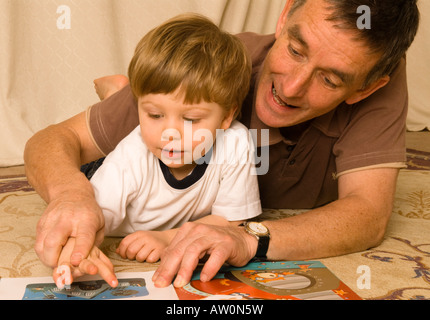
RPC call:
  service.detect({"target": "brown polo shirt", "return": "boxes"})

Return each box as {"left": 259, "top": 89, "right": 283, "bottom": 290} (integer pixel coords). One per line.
{"left": 87, "top": 33, "right": 408, "bottom": 209}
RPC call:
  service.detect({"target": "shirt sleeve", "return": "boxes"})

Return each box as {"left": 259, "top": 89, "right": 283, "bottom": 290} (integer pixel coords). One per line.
{"left": 333, "top": 58, "right": 408, "bottom": 174}
{"left": 87, "top": 85, "right": 139, "bottom": 156}
{"left": 210, "top": 122, "right": 262, "bottom": 221}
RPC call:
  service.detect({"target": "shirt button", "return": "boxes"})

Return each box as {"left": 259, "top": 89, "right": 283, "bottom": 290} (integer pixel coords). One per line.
{"left": 289, "top": 159, "right": 296, "bottom": 165}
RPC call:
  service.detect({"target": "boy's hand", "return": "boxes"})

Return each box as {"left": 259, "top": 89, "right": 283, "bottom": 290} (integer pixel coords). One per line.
{"left": 53, "top": 237, "right": 118, "bottom": 288}
{"left": 116, "top": 230, "right": 171, "bottom": 263}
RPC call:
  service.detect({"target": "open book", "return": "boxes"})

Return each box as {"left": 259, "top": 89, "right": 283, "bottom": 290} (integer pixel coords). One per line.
{"left": 0, "top": 260, "right": 361, "bottom": 300}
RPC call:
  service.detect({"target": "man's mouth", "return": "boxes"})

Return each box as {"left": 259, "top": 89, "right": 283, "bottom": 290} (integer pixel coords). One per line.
{"left": 272, "top": 85, "right": 299, "bottom": 109}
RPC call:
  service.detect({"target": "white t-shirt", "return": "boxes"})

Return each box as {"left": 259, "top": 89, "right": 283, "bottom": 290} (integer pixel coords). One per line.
{"left": 90, "top": 121, "right": 262, "bottom": 237}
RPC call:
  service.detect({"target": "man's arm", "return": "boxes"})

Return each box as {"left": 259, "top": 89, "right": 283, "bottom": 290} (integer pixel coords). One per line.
{"left": 264, "top": 167, "right": 398, "bottom": 260}
{"left": 24, "top": 111, "right": 105, "bottom": 268}
{"left": 153, "top": 167, "right": 399, "bottom": 287}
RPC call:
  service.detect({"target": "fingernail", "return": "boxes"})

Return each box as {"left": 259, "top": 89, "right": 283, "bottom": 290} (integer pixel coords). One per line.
{"left": 154, "top": 277, "right": 167, "bottom": 288}
{"left": 152, "top": 271, "right": 158, "bottom": 282}
{"left": 200, "top": 274, "right": 208, "bottom": 283}
{"left": 70, "top": 253, "right": 83, "bottom": 266}
{"left": 173, "top": 275, "right": 186, "bottom": 288}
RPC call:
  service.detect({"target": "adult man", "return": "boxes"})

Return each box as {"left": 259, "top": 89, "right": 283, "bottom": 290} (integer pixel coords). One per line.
{"left": 25, "top": 0, "right": 419, "bottom": 288}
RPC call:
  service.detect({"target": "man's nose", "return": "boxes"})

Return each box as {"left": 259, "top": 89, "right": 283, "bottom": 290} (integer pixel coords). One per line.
{"left": 282, "top": 65, "right": 312, "bottom": 98}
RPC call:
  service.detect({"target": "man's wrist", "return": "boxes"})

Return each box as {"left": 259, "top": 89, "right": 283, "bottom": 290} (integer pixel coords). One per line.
{"left": 48, "top": 171, "right": 96, "bottom": 203}
{"left": 241, "top": 221, "right": 271, "bottom": 260}
{"left": 242, "top": 228, "right": 259, "bottom": 261}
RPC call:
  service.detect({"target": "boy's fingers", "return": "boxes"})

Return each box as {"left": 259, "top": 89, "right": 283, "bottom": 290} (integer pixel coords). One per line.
{"left": 88, "top": 255, "right": 118, "bottom": 288}
{"left": 53, "top": 265, "right": 73, "bottom": 290}
{"left": 78, "top": 259, "right": 98, "bottom": 275}
{"left": 97, "top": 264, "right": 118, "bottom": 288}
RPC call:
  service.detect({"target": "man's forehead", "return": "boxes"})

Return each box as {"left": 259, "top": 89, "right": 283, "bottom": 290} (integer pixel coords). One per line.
{"left": 286, "top": 23, "right": 357, "bottom": 86}
{"left": 288, "top": 25, "right": 308, "bottom": 50}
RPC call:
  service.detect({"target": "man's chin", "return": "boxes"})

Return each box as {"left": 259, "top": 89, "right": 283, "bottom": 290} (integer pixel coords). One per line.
{"left": 255, "top": 102, "right": 292, "bottom": 128}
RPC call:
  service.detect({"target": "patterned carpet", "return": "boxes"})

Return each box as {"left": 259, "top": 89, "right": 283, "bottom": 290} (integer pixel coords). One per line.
{"left": 406, "top": 148, "right": 430, "bottom": 171}
{"left": 1, "top": 148, "right": 429, "bottom": 300}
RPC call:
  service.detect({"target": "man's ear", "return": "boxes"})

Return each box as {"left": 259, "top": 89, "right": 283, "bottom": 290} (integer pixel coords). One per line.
{"left": 345, "top": 75, "right": 390, "bottom": 105}
{"left": 275, "top": 0, "right": 296, "bottom": 39}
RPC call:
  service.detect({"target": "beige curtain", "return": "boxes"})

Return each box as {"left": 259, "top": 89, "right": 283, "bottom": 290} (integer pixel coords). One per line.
{"left": 0, "top": 0, "right": 286, "bottom": 166}
{"left": 1, "top": 0, "right": 428, "bottom": 166}
{"left": 406, "top": 0, "right": 430, "bottom": 132}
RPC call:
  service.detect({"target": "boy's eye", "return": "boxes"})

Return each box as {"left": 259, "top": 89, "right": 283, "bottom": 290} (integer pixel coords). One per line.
{"left": 183, "top": 118, "right": 200, "bottom": 123}
{"left": 148, "top": 113, "right": 162, "bottom": 119}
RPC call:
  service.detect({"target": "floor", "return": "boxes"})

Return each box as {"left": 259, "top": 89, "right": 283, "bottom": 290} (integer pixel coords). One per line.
{"left": 0, "top": 164, "right": 25, "bottom": 177}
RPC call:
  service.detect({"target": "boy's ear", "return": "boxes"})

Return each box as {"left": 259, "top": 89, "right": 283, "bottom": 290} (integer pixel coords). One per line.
{"left": 220, "top": 107, "right": 238, "bottom": 130}
{"left": 345, "top": 75, "right": 390, "bottom": 105}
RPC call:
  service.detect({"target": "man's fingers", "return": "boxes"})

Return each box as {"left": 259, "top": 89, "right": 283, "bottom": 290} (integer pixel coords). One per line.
{"left": 199, "top": 247, "right": 231, "bottom": 282}
{"left": 173, "top": 243, "right": 207, "bottom": 288}
{"left": 153, "top": 223, "right": 254, "bottom": 289}
{"left": 154, "top": 227, "right": 216, "bottom": 288}
{"left": 39, "top": 225, "right": 71, "bottom": 268}
{"left": 174, "top": 234, "right": 229, "bottom": 287}
{"left": 153, "top": 223, "right": 200, "bottom": 287}
{"left": 153, "top": 245, "right": 185, "bottom": 288}
{"left": 35, "top": 192, "right": 105, "bottom": 268}
{"left": 70, "top": 226, "right": 101, "bottom": 266}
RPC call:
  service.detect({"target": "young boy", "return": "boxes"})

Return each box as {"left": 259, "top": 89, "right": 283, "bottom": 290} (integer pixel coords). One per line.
{"left": 53, "top": 13, "right": 261, "bottom": 288}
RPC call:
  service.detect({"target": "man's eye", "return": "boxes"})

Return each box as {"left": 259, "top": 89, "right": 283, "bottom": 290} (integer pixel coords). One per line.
{"left": 323, "top": 77, "right": 338, "bottom": 89}
{"left": 148, "top": 114, "right": 162, "bottom": 119}
{"left": 288, "top": 45, "right": 302, "bottom": 57}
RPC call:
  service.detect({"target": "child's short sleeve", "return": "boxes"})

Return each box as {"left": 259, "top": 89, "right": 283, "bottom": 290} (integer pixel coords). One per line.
{"left": 210, "top": 122, "right": 262, "bottom": 221}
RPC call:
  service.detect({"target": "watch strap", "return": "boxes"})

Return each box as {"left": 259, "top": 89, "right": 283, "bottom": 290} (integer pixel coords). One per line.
{"left": 255, "top": 233, "right": 270, "bottom": 259}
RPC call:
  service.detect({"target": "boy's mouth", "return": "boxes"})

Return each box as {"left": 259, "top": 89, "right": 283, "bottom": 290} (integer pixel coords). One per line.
{"left": 163, "top": 149, "right": 183, "bottom": 157}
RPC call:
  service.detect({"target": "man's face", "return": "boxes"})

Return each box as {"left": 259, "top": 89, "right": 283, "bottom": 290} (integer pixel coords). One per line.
{"left": 255, "top": 0, "right": 386, "bottom": 128}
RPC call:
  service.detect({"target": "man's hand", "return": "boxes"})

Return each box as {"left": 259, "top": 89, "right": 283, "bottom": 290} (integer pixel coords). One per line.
{"left": 152, "top": 222, "right": 258, "bottom": 288}
{"left": 35, "top": 190, "right": 105, "bottom": 268}
{"left": 25, "top": 111, "right": 107, "bottom": 269}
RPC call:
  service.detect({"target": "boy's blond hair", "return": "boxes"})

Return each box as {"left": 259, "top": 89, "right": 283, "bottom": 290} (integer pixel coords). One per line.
{"left": 128, "top": 13, "right": 251, "bottom": 119}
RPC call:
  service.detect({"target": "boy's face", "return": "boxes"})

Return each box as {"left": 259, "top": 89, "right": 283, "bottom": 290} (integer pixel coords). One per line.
{"left": 138, "top": 90, "right": 234, "bottom": 173}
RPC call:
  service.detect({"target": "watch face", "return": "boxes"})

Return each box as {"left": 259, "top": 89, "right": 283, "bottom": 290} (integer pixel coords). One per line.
{"left": 249, "top": 222, "right": 268, "bottom": 235}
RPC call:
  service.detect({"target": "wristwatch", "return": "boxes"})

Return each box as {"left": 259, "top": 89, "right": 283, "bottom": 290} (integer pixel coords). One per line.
{"left": 243, "top": 221, "right": 271, "bottom": 259}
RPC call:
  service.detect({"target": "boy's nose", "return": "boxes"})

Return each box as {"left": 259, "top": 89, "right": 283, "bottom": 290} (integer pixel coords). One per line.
{"left": 161, "top": 127, "right": 182, "bottom": 142}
